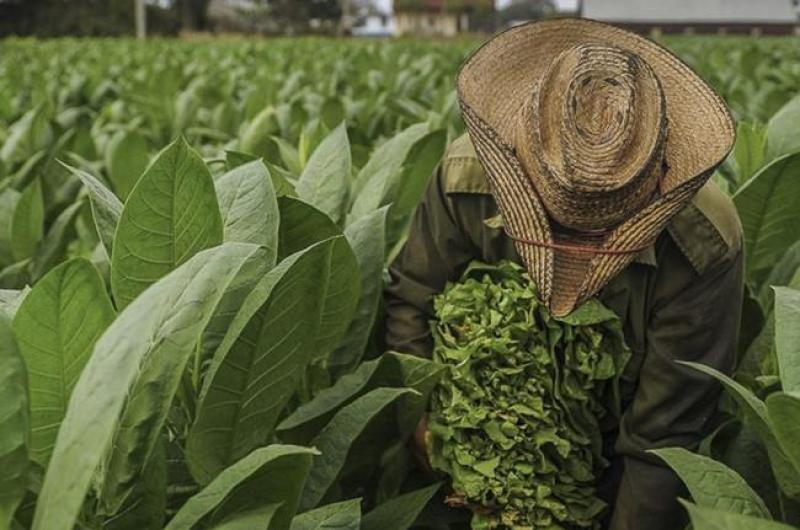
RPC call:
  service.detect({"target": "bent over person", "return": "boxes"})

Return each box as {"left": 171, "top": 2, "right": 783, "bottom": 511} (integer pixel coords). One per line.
{"left": 384, "top": 19, "right": 743, "bottom": 530}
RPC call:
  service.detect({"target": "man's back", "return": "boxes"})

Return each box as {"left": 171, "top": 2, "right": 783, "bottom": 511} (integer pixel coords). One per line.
{"left": 385, "top": 133, "right": 744, "bottom": 530}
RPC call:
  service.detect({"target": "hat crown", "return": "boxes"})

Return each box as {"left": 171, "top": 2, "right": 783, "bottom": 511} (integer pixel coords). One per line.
{"left": 518, "top": 44, "right": 667, "bottom": 231}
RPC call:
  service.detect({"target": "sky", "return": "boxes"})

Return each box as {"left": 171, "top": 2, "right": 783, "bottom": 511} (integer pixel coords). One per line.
{"left": 373, "top": 0, "right": 581, "bottom": 11}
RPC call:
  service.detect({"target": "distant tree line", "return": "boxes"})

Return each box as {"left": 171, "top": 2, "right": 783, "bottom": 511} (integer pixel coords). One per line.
{"left": 0, "top": 0, "right": 177, "bottom": 37}
{"left": 0, "top": 0, "right": 345, "bottom": 37}
{"left": 0, "top": 0, "right": 554, "bottom": 38}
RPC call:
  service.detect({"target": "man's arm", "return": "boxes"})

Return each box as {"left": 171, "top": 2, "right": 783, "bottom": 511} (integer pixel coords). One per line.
{"left": 384, "top": 165, "right": 477, "bottom": 358}
{"left": 610, "top": 247, "right": 744, "bottom": 530}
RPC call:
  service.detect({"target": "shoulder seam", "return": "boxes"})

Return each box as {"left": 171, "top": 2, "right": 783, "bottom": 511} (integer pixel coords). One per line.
{"left": 442, "top": 148, "right": 492, "bottom": 194}
{"left": 666, "top": 182, "right": 742, "bottom": 275}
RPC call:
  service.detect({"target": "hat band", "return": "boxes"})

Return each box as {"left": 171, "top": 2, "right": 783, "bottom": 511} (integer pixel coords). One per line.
{"left": 501, "top": 161, "right": 666, "bottom": 256}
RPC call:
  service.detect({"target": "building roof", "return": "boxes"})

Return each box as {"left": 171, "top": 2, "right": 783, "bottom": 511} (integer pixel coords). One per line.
{"left": 583, "top": 0, "right": 798, "bottom": 24}
{"left": 394, "top": 0, "right": 495, "bottom": 13}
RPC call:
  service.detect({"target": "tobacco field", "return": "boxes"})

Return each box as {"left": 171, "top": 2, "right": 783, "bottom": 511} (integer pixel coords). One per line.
{"left": 1, "top": 35, "right": 800, "bottom": 530}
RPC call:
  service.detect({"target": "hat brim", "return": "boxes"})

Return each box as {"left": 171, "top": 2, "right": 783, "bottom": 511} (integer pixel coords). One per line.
{"left": 457, "top": 18, "right": 735, "bottom": 316}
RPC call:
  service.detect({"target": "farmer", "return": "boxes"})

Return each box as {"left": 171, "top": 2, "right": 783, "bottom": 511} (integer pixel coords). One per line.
{"left": 385, "top": 19, "right": 742, "bottom": 530}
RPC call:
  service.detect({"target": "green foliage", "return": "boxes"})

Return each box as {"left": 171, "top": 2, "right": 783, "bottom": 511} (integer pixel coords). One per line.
{"left": 429, "top": 261, "right": 629, "bottom": 529}
{"left": 165, "top": 445, "right": 316, "bottom": 530}
{"left": 734, "top": 153, "right": 800, "bottom": 278}
{"left": 10, "top": 178, "right": 43, "bottom": 262}
{"left": 290, "top": 498, "right": 361, "bottom": 530}
{"left": 0, "top": 36, "right": 463, "bottom": 530}
{"left": 32, "top": 244, "right": 262, "bottom": 530}
{"left": 329, "top": 206, "right": 389, "bottom": 375}
{"left": 299, "top": 387, "right": 417, "bottom": 511}
{"left": 110, "top": 137, "right": 224, "bottom": 309}
{"left": 12, "top": 258, "right": 114, "bottom": 467}
{"left": 105, "top": 129, "right": 148, "bottom": 201}
{"left": 4, "top": 34, "right": 800, "bottom": 530}
{"left": 681, "top": 501, "right": 796, "bottom": 530}
{"left": 296, "top": 123, "right": 351, "bottom": 224}
{"left": 208, "top": 504, "right": 281, "bottom": 530}
{"left": 187, "top": 237, "right": 358, "bottom": 483}
{"left": 0, "top": 314, "right": 28, "bottom": 529}
{"left": 651, "top": 448, "right": 770, "bottom": 518}
{"left": 361, "top": 482, "right": 442, "bottom": 530}
{"left": 214, "top": 160, "right": 279, "bottom": 252}
{"left": 61, "top": 162, "right": 122, "bottom": 257}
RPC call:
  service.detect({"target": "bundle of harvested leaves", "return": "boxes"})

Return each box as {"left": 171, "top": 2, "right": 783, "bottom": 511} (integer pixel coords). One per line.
{"left": 428, "top": 261, "right": 630, "bottom": 529}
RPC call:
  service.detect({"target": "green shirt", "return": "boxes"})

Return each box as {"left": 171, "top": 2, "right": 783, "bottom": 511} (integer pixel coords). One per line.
{"left": 384, "top": 134, "right": 744, "bottom": 530}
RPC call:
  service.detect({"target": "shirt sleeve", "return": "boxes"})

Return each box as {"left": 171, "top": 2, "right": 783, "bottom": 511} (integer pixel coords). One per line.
{"left": 610, "top": 247, "right": 744, "bottom": 530}
{"left": 384, "top": 166, "right": 477, "bottom": 358}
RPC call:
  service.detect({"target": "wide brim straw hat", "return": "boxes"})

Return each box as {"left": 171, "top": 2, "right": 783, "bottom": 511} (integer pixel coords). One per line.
{"left": 457, "top": 18, "right": 735, "bottom": 316}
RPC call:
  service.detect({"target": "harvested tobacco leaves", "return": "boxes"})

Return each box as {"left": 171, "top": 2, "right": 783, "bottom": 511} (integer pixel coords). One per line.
{"left": 428, "top": 261, "right": 630, "bottom": 530}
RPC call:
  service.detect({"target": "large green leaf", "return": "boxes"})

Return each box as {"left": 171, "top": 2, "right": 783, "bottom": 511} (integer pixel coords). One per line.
{"left": 102, "top": 246, "right": 270, "bottom": 511}
{"left": 0, "top": 314, "right": 28, "bottom": 530}
{"left": 296, "top": 123, "right": 351, "bottom": 224}
{"left": 12, "top": 258, "right": 115, "bottom": 466}
{"left": 348, "top": 123, "right": 428, "bottom": 222}
{"left": 741, "top": 276, "right": 800, "bottom": 385}
{"left": 29, "top": 201, "right": 83, "bottom": 282}
{"left": 224, "top": 150, "right": 258, "bottom": 172}
{"left": 759, "top": 240, "right": 800, "bottom": 309}
{"left": 702, "top": 420, "right": 783, "bottom": 519}
{"left": 199, "top": 248, "right": 276, "bottom": 366}
{"left": 209, "top": 504, "right": 281, "bottom": 530}
{"left": 734, "top": 152, "right": 800, "bottom": 276}
{"left": 105, "top": 129, "right": 149, "bottom": 201}
{"left": 61, "top": 162, "right": 123, "bottom": 258}
{"left": 386, "top": 129, "right": 447, "bottom": 243}
{"left": 733, "top": 122, "right": 766, "bottom": 184}
{"left": 312, "top": 239, "right": 360, "bottom": 366}
{"left": 32, "top": 243, "right": 262, "bottom": 530}
{"left": 774, "top": 287, "right": 800, "bottom": 393}
{"left": 0, "top": 260, "right": 30, "bottom": 290}
{"left": 271, "top": 135, "right": 302, "bottom": 175}
{"left": 360, "top": 483, "right": 441, "bottom": 530}
{"left": 290, "top": 499, "right": 361, "bottom": 530}
{"left": 102, "top": 435, "right": 167, "bottom": 530}
{"left": 651, "top": 447, "right": 770, "bottom": 518}
{"left": 681, "top": 501, "right": 794, "bottom": 530}
{"left": 0, "top": 189, "right": 21, "bottom": 266}
{"left": 681, "top": 361, "right": 800, "bottom": 497}
{"left": 165, "top": 445, "right": 316, "bottom": 530}
{"left": 766, "top": 94, "right": 800, "bottom": 160}
{"left": 10, "top": 178, "right": 44, "bottom": 262}
{"left": 328, "top": 206, "right": 388, "bottom": 375}
{"left": 111, "top": 136, "right": 223, "bottom": 309}
{"left": 0, "top": 105, "right": 52, "bottom": 166}
{"left": 269, "top": 166, "right": 298, "bottom": 198}
{"left": 0, "top": 287, "right": 29, "bottom": 318}
{"left": 277, "top": 197, "right": 340, "bottom": 260}
{"left": 766, "top": 392, "right": 800, "bottom": 481}
{"left": 187, "top": 236, "right": 357, "bottom": 483}
{"left": 300, "top": 388, "right": 417, "bottom": 511}
{"left": 214, "top": 159, "right": 279, "bottom": 256}
{"left": 240, "top": 106, "right": 278, "bottom": 159}
{"left": 278, "top": 352, "right": 442, "bottom": 445}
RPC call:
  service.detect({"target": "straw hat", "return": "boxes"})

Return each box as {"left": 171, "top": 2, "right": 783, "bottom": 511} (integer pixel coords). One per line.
{"left": 457, "top": 18, "right": 735, "bottom": 316}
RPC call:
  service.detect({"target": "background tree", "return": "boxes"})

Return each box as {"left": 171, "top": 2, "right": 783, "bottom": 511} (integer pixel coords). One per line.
{"left": 177, "top": 0, "right": 211, "bottom": 32}
{"left": 497, "top": 0, "right": 556, "bottom": 25}
{"left": 266, "top": 0, "right": 341, "bottom": 34}
{"left": 0, "top": 0, "right": 179, "bottom": 37}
